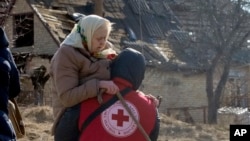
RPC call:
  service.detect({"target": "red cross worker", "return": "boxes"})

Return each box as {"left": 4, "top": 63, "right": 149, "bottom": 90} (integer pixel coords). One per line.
{"left": 78, "top": 48, "right": 160, "bottom": 141}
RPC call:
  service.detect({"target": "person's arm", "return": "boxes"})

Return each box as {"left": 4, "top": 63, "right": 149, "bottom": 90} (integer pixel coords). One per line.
{"left": 8, "top": 62, "right": 21, "bottom": 99}
{"left": 99, "top": 80, "right": 119, "bottom": 94}
{"left": 51, "top": 47, "right": 102, "bottom": 107}
{"left": 0, "top": 59, "right": 10, "bottom": 88}
{"left": 2, "top": 49, "right": 21, "bottom": 99}
{"left": 140, "top": 91, "right": 160, "bottom": 108}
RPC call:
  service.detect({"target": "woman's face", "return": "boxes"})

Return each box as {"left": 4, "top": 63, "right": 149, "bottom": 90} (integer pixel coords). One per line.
{"left": 90, "top": 25, "right": 109, "bottom": 54}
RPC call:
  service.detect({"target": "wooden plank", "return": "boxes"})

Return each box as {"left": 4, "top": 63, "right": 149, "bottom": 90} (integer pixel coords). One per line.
{"left": 55, "top": 0, "right": 88, "bottom": 6}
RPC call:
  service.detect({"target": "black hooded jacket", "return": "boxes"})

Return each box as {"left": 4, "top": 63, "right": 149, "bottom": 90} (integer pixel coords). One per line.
{"left": 110, "top": 48, "right": 146, "bottom": 90}
{"left": 110, "top": 48, "right": 159, "bottom": 141}
{"left": 0, "top": 27, "right": 20, "bottom": 114}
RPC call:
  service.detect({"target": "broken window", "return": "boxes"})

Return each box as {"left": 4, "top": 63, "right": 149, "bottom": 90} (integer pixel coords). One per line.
{"left": 14, "top": 13, "right": 34, "bottom": 47}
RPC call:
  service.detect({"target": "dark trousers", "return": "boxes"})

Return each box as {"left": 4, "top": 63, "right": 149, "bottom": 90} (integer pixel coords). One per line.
{"left": 0, "top": 110, "right": 16, "bottom": 141}
{"left": 149, "top": 110, "right": 160, "bottom": 141}
{"left": 54, "top": 104, "right": 80, "bottom": 141}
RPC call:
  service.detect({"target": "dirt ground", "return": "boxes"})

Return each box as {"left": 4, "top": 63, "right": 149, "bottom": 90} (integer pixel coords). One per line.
{"left": 16, "top": 105, "right": 229, "bottom": 141}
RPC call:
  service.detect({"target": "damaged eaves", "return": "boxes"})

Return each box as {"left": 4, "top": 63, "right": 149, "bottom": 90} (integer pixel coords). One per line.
{"left": 26, "top": 0, "right": 250, "bottom": 74}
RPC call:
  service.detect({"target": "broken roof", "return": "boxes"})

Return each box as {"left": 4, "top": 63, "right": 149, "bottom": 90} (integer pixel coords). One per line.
{"left": 28, "top": 0, "right": 190, "bottom": 70}
{"left": 28, "top": 0, "right": 249, "bottom": 72}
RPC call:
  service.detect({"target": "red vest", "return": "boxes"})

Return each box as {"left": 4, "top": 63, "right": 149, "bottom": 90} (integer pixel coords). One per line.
{"left": 78, "top": 89, "right": 157, "bottom": 141}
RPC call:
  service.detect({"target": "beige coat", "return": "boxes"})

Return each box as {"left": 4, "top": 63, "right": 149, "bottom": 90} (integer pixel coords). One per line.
{"left": 49, "top": 44, "right": 111, "bottom": 134}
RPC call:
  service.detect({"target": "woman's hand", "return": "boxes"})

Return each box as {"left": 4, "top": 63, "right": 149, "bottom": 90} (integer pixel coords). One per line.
{"left": 146, "top": 94, "right": 160, "bottom": 108}
{"left": 99, "top": 80, "right": 119, "bottom": 94}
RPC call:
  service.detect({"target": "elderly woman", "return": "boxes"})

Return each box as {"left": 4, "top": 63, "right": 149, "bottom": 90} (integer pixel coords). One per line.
{"left": 50, "top": 15, "right": 119, "bottom": 141}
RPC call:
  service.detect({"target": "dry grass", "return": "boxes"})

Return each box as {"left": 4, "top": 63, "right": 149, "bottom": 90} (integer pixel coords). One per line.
{"left": 18, "top": 106, "right": 53, "bottom": 141}
{"left": 17, "top": 106, "right": 229, "bottom": 141}
{"left": 158, "top": 114, "right": 229, "bottom": 141}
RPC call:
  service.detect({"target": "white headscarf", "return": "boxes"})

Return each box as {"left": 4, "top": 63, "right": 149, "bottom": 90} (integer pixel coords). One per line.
{"left": 61, "top": 15, "right": 112, "bottom": 51}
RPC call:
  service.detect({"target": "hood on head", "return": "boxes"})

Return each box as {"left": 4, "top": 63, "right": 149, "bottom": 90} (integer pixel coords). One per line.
{"left": 0, "top": 27, "right": 9, "bottom": 48}
{"left": 111, "top": 48, "right": 146, "bottom": 90}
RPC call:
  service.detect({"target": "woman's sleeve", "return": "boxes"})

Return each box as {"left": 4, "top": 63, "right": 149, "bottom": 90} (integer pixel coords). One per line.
{"left": 52, "top": 47, "right": 99, "bottom": 107}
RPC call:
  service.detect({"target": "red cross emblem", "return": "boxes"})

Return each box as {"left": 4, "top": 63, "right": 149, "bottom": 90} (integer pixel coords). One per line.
{"left": 112, "top": 109, "right": 129, "bottom": 126}
{"left": 101, "top": 101, "right": 139, "bottom": 137}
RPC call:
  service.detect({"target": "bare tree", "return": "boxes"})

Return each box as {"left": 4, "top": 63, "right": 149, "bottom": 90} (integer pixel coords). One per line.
{"left": 191, "top": 0, "right": 250, "bottom": 124}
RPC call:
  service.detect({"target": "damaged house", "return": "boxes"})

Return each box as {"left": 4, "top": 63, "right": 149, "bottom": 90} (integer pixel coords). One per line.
{"left": 0, "top": 0, "right": 58, "bottom": 105}
{"left": 1, "top": 0, "right": 250, "bottom": 123}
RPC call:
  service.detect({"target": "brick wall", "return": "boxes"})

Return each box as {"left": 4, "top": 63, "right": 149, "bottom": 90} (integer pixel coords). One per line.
{"left": 142, "top": 68, "right": 208, "bottom": 123}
